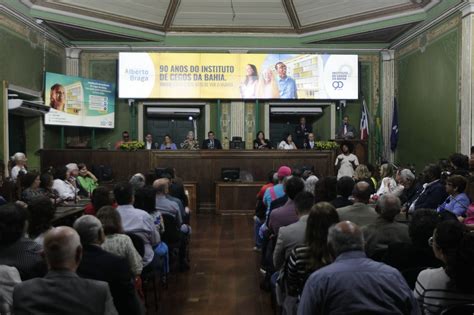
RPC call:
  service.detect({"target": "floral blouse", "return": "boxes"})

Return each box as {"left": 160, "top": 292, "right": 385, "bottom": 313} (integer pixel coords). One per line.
{"left": 102, "top": 233, "right": 143, "bottom": 276}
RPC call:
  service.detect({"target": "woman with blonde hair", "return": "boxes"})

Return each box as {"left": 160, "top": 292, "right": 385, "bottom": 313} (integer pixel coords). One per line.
{"left": 376, "top": 163, "right": 398, "bottom": 196}
{"left": 353, "top": 164, "right": 375, "bottom": 194}
{"left": 256, "top": 68, "right": 279, "bottom": 99}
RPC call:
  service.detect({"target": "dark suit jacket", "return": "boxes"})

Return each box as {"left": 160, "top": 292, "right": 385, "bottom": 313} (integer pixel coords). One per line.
{"left": 77, "top": 245, "right": 143, "bottom": 315}
{"left": 295, "top": 124, "right": 312, "bottom": 148}
{"left": 13, "top": 270, "right": 117, "bottom": 315}
{"left": 336, "top": 123, "right": 357, "bottom": 139}
{"left": 201, "top": 138, "right": 222, "bottom": 149}
{"left": 414, "top": 180, "right": 448, "bottom": 210}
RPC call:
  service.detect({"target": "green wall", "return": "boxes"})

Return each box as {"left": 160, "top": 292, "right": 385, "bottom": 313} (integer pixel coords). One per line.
{"left": 396, "top": 27, "right": 459, "bottom": 170}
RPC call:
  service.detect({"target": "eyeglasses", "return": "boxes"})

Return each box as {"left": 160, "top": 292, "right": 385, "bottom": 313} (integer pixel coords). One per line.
{"left": 428, "top": 236, "right": 434, "bottom": 247}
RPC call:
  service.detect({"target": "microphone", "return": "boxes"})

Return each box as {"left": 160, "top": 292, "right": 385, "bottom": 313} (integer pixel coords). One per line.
{"left": 154, "top": 142, "right": 159, "bottom": 150}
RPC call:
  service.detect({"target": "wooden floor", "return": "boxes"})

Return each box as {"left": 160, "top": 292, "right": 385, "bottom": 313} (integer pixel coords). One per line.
{"left": 157, "top": 214, "right": 273, "bottom": 315}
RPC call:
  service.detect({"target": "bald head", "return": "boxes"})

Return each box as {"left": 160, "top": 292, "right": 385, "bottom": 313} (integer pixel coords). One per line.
{"left": 153, "top": 178, "right": 169, "bottom": 195}
{"left": 43, "top": 226, "right": 82, "bottom": 271}
{"left": 352, "top": 181, "right": 371, "bottom": 203}
{"left": 328, "top": 221, "right": 364, "bottom": 256}
{"left": 376, "top": 194, "right": 401, "bottom": 221}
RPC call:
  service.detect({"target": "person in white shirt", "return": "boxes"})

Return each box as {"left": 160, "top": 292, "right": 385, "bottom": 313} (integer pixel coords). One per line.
{"left": 376, "top": 163, "right": 399, "bottom": 196}
{"left": 52, "top": 166, "right": 78, "bottom": 202}
{"left": 10, "top": 152, "right": 27, "bottom": 183}
{"left": 335, "top": 142, "right": 359, "bottom": 179}
{"left": 144, "top": 133, "right": 154, "bottom": 150}
{"left": 240, "top": 64, "right": 258, "bottom": 98}
{"left": 278, "top": 133, "right": 297, "bottom": 150}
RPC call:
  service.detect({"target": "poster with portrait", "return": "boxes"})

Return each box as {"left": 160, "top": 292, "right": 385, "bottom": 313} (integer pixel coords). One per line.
{"left": 118, "top": 53, "right": 358, "bottom": 100}
{"left": 44, "top": 72, "right": 115, "bottom": 128}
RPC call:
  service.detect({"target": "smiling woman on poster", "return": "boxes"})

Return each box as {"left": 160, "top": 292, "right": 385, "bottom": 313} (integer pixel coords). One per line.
{"left": 49, "top": 83, "right": 66, "bottom": 111}
{"left": 256, "top": 68, "right": 279, "bottom": 99}
{"left": 240, "top": 64, "right": 258, "bottom": 98}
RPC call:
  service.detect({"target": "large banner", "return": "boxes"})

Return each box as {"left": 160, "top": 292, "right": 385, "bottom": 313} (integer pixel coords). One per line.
{"left": 44, "top": 72, "right": 115, "bottom": 128}
{"left": 118, "top": 53, "right": 358, "bottom": 100}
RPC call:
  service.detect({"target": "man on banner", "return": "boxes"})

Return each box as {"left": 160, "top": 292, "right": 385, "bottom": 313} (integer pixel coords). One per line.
{"left": 275, "top": 62, "right": 297, "bottom": 99}
{"left": 390, "top": 98, "right": 399, "bottom": 152}
{"left": 360, "top": 100, "right": 369, "bottom": 140}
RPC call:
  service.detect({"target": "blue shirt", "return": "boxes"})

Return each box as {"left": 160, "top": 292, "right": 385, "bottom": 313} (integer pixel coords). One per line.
{"left": 263, "top": 183, "right": 285, "bottom": 213}
{"left": 298, "top": 251, "right": 420, "bottom": 315}
{"left": 277, "top": 76, "right": 297, "bottom": 99}
{"left": 437, "top": 192, "right": 470, "bottom": 217}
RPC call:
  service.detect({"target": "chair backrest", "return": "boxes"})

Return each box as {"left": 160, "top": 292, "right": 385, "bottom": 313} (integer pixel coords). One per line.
{"left": 161, "top": 213, "right": 181, "bottom": 245}
{"left": 125, "top": 233, "right": 145, "bottom": 257}
{"left": 401, "top": 266, "right": 427, "bottom": 290}
{"left": 440, "top": 303, "right": 474, "bottom": 315}
{"left": 91, "top": 165, "right": 113, "bottom": 182}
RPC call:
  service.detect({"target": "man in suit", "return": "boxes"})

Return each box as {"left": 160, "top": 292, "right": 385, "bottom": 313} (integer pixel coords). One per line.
{"left": 273, "top": 191, "right": 313, "bottom": 270}
{"left": 305, "top": 132, "right": 316, "bottom": 149}
{"left": 409, "top": 164, "right": 448, "bottom": 212}
{"left": 336, "top": 116, "right": 357, "bottom": 139}
{"left": 337, "top": 181, "right": 378, "bottom": 227}
{"left": 74, "top": 215, "right": 144, "bottom": 315}
{"left": 202, "top": 131, "right": 222, "bottom": 149}
{"left": 295, "top": 117, "right": 312, "bottom": 149}
{"left": 13, "top": 226, "right": 118, "bottom": 315}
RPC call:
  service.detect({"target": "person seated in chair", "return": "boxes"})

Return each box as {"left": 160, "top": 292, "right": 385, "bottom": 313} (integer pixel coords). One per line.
{"left": 201, "top": 131, "right": 222, "bottom": 150}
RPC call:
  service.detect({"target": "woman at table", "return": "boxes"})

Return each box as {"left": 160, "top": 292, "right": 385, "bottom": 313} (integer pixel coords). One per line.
{"left": 21, "top": 172, "right": 45, "bottom": 204}
{"left": 77, "top": 163, "right": 98, "bottom": 197}
{"left": 253, "top": 131, "right": 272, "bottom": 149}
{"left": 52, "top": 166, "right": 79, "bottom": 202}
{"left": 278, "top": 133, "right": 297, "bottom": 150}
{"left": 160, "top": 134, "right": 178, "bottom": 150}
{"left": 181, "top": 131, "right": 199, "bottom": 150}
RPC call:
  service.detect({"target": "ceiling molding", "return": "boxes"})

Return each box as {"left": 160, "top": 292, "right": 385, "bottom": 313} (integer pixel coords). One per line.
{"left": 281, "top": 0, "right": 301, "bottom": 31}
{"left": 163, "top": 0, "right": 180, "bottom": 31}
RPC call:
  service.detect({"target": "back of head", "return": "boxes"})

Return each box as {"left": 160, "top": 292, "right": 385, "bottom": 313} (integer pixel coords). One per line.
{"left": 354, "top": 164, "right": 370, "bottom": 180}
{"left": 304, "top": 175, "right": 319, "bottom": 194}
{"left": 97, "top": 206, "right": 123, "bottom": 235}
{"left": 27, "top": 196, "right": 55, "bottom": 238}
{"left": 40, "top": 172, "right": 53, "bottom": 190}
{"left": 337, "top": 176, "right": 355, "bottom": 198}
{"left": 21, "top": 171, "right": 39, "bottom": 189}
{"left": 164, "top": 167, "right": 175, "bottom": 179}
{"left": 399, "top": 168, "right": 415, "bottom": 182}
{"left": 352, "top": 181, "right": 371, "bottom": 203}
{"left": 380, "top": 163, "right": 394, "bottom": 178}
{"left": 434, "top": 220, "right": 474, "bottom": 293}
{"left": 328, "top": 221, "right": 364, "bottom": 256}
{"left": 91, "top": 186, "right": 112, "bottom": 210}
{"left": 305, "top": 202, "right": 339, "bottom": 269}
{"left": 277, "top": 166, "right": 292, "bottom": 181}
{"left": 73, "top": 215, "right": 103, "bottom": 246}
{"left": 129, "top": 173, "right": 145, "bottom": 191}
{"left": 153, "top": 178, "right": 169, "bottom": 195}
{"left": 376, "top": 194, "right": 401, "bottom": 221}
{"left": 43, "top": 226, "right": 81, "bottom": 271}
{"left": 113, "top": 182, "right": 134, "bottom": 205}
{"left": 294, "top": 191, "right": 315, "bottom": 215}
{"left": 409, "top": 209, "right": 440, "bottom": 248}
{"left": 449, "top": 153, "right": 469, "bottom": 171}
{"left": 0, "top": 203, "right": 27, "bottom": 246}
{"left": 54, "top": 166, "right": 68, "bottom": 181}
{"left": 133, "top": 185, "right": 157, "bottom": 213}
{"left": 423, "top": 163, "right": 441, "bottom": 182}
{"left": 284, "top": 176, "right": 305, "bottom": 200}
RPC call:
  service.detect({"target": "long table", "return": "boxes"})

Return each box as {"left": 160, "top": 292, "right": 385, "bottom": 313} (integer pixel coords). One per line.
{"left": 40, "top": 149, "right": 335, "bottom": 213}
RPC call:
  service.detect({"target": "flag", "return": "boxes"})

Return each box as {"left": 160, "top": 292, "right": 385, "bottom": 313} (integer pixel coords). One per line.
{"left": 360, "top": 99, "right": 369, "bottom": 140}
{"left": 390, "top": 97, "right": 399, "bottom": 152}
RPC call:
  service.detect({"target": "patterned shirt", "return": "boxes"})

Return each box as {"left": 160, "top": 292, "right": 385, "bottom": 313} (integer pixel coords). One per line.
{"left": 0, "top": 237, "right": 46, "bottom": 280}
{"left": 102, "top": 234, "right": 143, "bottom": 276}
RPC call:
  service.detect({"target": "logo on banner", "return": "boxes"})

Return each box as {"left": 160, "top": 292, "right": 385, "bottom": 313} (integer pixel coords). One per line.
{"left": 332, "top": 81, "right": 344, "bottom": 90}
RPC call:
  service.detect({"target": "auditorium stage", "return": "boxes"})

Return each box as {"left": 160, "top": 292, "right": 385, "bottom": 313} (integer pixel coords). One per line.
{"left": 40, "top": 149, "right": 335, "bottom": 213}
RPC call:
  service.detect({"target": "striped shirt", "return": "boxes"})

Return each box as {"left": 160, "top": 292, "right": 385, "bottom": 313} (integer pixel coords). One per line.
{"left": 414, "top": 267, "right": 474, "bottom": 314}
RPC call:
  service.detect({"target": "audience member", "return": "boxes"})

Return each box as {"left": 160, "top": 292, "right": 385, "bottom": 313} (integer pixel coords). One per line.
{"left": 153, "top": 178, "right": 186, "bottom": 231}
{"left": 160, "top": 173, "right": 188, "bottom": 222}
{"left": 129, "top": 173, "right": 146, "bottom": 192}
{"left": 268, "top": 176, "right": 305, "bottom": 236}
{"left": 10, "top": 152, "right": 27, "bottom": 183}
{"left": 353, "top": 164, "right": 375, "bottom": 194}
{"left": 330, "top": 176, "right": 354, "bottom": 208}
{"left": 284, "top": 202, "right": 339, "bottom": 305}
{"left": 410, "top": 164, "right": 448, "bottom": 212}
{"left": 273, "top": 191, "right": 314, "bottom": 270}
{"left": 376, "top": 163, "right": 398, "bottom": 196}
{"left": 97, "top": 206, "right": 143, "bottom": 276}
{"left": 397, "top": 169, "right": 420, "bottom": 211}
{"left": 77, "top": 163, "right": 98, "bottom": 197}
{"left": 415, "top": 220, "right": 474, "bottom": 314}
{"left": 39, "top": 172, "right": 56, "bottom": 201}
{"left": 0, "top": 265, "right": 21, "bottom": 313}
{"left": 20, "top": 172, "right": 44, "bottom": 204}
{"left": 303, "top": 175, "right": 318, "bottom": 194}
{"left": 362, "top": 194, "right": 410, "bottom": 258}
{"left": 449, "top": 153, "right": 470, "bottom": 177}
{"left": 383, "top": 209, "right": 442, "bottom": 287}
{"left": 335, "top": 142, "right": 359, "bottom": 179}
{"left": 336, "top": 181, "right": 378, "bottom": 227}
{"left": 436, "top": 175, "right": 470, "bottom": 217}
{"left": 27, "top": 196, "right": 55, "bottom": 245}
{"left": 263, "top": 166, "right": 291, "bottom": 214}
{"left": 114, "top": 182, "right": 160, "bottom": 272}
{"left": 52, "top": 166, "right": 78, "bottom": 202}
{"left": 0, "top": 203, "right": 46, "bottom": 280}
{"left": 74, "top": 215, "right": 143, "bottom": 315}
{"left": 84, "top": 186, "right": 114, "bottom": 216}
{"left": 13, "top": 227, "right": 118, "bottom": 315}
{"left": 314, "top": 176, "right": 337, "bottom": 203}
{"left": 298, "top": 221, "right": 418, "bottom": 314}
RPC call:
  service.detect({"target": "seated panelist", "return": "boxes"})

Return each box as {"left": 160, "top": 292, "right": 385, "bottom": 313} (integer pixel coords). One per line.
{"left": 202, "top": 131, "right": 222, "bottom": 150}
{"left": 160, "top": 134, "right": 177, "bottom": 150}
{"left": 253, "top": 131, "right": 272, "bottom": 149}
